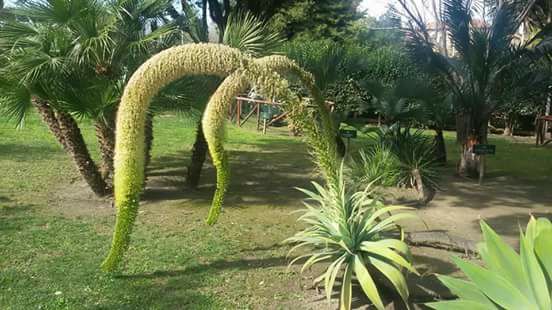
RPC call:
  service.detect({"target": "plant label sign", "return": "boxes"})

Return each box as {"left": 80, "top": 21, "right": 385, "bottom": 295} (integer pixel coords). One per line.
{"left": 473, "top": 144, "right": 496, "bottom": 155}
{"left": 340, "top": 129, "right": 357, "bottom": 139}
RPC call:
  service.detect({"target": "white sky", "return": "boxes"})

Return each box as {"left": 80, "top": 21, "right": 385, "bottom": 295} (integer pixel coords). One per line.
{"left": 360, "top": 0, "right": 435, "bottom": 20}
{"left": 360, "top": 0, "right": 393, "bottom": 17}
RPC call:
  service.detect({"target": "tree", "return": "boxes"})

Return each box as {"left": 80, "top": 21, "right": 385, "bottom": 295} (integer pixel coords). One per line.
{"left": 0, "top": 0, "right": 177, "bottom": 195}
{"left": 398, "top": 0, "right": 551, "bottom": 182}
{"left": 271, "top": 0, "right": 362, "bottom": 41}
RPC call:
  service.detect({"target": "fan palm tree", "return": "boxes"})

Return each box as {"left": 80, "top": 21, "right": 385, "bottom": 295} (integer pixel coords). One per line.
{"left": 0, "top": 0, "right": 177, "bottom": 196}
{"left": 398, "top": 0, "right": 552, "bottom": 181}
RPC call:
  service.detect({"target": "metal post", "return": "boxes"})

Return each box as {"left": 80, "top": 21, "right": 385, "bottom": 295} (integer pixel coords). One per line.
{"left": 478, "top": 155, "right": 485, "bottom": 185}
{"left": 256, "top": 103, "right": 261, "bottom": 130}
{"left": 237, "top": 99, "right": 242, "bottom": 127}
{"left": 546, "top": 93, "right": 551, "bottom": 139}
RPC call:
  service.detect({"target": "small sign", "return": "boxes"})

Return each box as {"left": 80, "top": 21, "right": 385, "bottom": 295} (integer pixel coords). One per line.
{"left": 473, "top": 144, "right": 496, "bottom": 155}
{"left": 340, "top": 129, "right": 357, "bottom": 139}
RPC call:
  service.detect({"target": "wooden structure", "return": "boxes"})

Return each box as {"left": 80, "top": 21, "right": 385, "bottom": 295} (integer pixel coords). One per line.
{"left": 229, "top": 96, "right": 287, "bottom": 132}
{"left": 536, "top": 115, "right": 552, "bottom": 146}
{"left": 229, "top": 96, "right": 335, "bottom": 134}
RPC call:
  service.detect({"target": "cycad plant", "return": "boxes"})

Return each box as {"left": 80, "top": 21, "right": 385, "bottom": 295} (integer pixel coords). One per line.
{"left": 398, "top": 0, "right": 552, "bottom": 181}
{"left": 352, "top": 126, "right": 440, "bottom": 203}
{"left": 348, "top": 144, "right": 401, "bottom": 188}
{"left": 361, "top": 79, "right": 428, "bottom": 127}
{"left": 286, "top": 167, "right": 418, "bottom": 310}
{"left": 428, "top": 216, "right": 552, "bottom": 309}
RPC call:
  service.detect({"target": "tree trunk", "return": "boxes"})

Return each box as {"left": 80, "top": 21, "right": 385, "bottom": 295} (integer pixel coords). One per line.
{"left": 456, "top": 112, "right": 488, "bottom": 179}
{"left": 433, "top": 129, "right": 447, "bottom": 164}
{"left": 34, "top": 98, "right": 110, "bottom": 196}
{"left": 95, "top": 112, "right": 116, "bottom": 183}
{"left": 413, "top": 169, "right": 436, "bottom": 204}
{"left": 32, "top": 98, "right": 67, "bottom": 149}
{"left": 503, "top": 113, "right": 515, "bottom": 136}
{"left": 186, "top": 121, "right": 208, "bottom": 188}
{"left": 55, "top": 111, "right": 110, "bottom": 196}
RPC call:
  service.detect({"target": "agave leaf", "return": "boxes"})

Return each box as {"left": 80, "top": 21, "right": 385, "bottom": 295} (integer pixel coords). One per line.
{"left": 326, "top": 254, "right": 347, "bottom": 302}
{"left": 435, "top": 275, "right": 497, "bottom": 308}
{"left": 288, "top": 253, "right": 312, "bottom": 268}
{"left": 368, "top": 213, "right": 418, "bottom": 235}
{"left": 340, "top": 262, "right": 353, "bottom": 310}
{"left": 301, "top": 253, "right": 334, "bottom": 273}
{"left": 534, "top": 229, "right": 552, "bottom": 281}
{"left": 368, "top": 256, "right": 409, "bottom": 304}
{"left": 364, "top": 205, "right": 414, "bottom": 228}
{"left": 362, "top": 239, "right": 410, "bottom": 256}
{"left": 520, "top": 231, "right": 551, "bottom": 309}
{"left": 353, "top": 255, "right": 385, "bottom": 310}
{"left": 450, "top": 255, "right": 535, "bottom": 309}
{"left": 526, "top": 216, "right": 552, "bottom": 246}
{"left": 359, "top": 242, "right": 418, "bottom": 275}
{"left": 479, "top": 220, "right": 530, "bottom": 298}
{"left": 426, "top": 299, "right": 497, "bottom": 310}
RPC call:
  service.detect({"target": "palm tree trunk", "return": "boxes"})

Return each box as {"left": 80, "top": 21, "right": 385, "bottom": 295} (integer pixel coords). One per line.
{"left": 503, "top": 113, "right": 515, "bottom": 136}
{"left": 186, "top": 121, "right": 208, "bottom": 188}
{"left": 456, "top": 112, "right": 488, "bottom": 180}
{"left": 413, "top": 168, "right": 435, "bottom": 204}
{"left": 32, "top": 98, "right": 68, "bottom": 149}
{"left": 33, "top": 98, "right": 110, "bottom": 196}
{"left": 55, "top": 111, "right": 110, "bottom": 196}
{"left": 95, "top": 114, "right": 116, "bottom": 183}
{"left": 433, "top": 129, "right": 447, "bottom": 164}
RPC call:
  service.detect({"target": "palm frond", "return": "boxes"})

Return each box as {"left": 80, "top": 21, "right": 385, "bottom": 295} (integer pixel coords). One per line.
{"left": 443, "top": 0, "right": 472, "bottom": 60}
{"left": 223, "top": 10, "right": 283, "bottom": 57}
{"left": 0, "top": 85, "right": 32, "bottom": 127}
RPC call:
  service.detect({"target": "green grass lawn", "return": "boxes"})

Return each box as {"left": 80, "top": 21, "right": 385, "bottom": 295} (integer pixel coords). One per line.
{"left": 1, "top": 113, "right": 551, "bottom": 309}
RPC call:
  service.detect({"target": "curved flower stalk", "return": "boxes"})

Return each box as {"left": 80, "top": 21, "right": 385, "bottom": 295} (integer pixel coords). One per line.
{"left": 101, "top": 43, "right": 249, "bottom": 272}
{"left": 203, "top": 70, "right": 250, "bottom": 225}
{"left": 203, "top": 55, "right": 338, "bottom": 225}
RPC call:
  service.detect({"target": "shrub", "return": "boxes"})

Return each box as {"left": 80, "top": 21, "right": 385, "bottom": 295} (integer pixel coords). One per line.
{"left": 286, "top": 168, "right": 418, "bottom": 310}
{"left": 428, "top": 216, "right": 552, "bottom": 310}
{"left": 348, "top": 143, "right": 401, "bottom": 188}
{"left": 375, "top": 126, "right": 439, "bottom": 202}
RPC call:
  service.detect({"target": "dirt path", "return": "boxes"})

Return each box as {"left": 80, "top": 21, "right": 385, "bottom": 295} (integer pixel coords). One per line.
{"left": 412, "top": 174, "right": 552, "bottom": 246}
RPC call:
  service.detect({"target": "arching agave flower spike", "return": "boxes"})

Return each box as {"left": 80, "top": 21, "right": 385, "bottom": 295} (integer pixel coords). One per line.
{"left": 101, "top": 43, "right": 250, "bottom": 272}
{"left": 202, "top": 55, "right": 339, "bottom": 225}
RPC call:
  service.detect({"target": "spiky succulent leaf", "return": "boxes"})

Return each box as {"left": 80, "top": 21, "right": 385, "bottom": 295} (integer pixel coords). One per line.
{"left": 429, "top": 218, "right": 552, "bottom": 310}
{"left": 286, "top": 168, "right": 416, "bottom": 310}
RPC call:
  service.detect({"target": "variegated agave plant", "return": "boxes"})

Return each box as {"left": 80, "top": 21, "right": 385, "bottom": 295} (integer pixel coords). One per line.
{"left": 427, "top": 216, "right": 552, "bottom": 310}
{"left": 285, "top": 168, "right": 418, "bottom": 310}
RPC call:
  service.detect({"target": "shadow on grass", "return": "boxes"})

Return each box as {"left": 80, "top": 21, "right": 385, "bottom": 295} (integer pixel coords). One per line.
{"left": 102, "top": 256, "right": 290, "bottom": 309}
{"left": 119, "top": 256, "right": 288, "bottom": 281}
{"left": 143, "top": 142, "right": 316, "bottom": 208}
{"left": 431, "top": 174, "right": 552, "bottom": 211}
{"left": 0, "top": 143, "right": 61, "bottom": 161}
{"left": 99, "top": 271, "right": 219, "bottom": 309}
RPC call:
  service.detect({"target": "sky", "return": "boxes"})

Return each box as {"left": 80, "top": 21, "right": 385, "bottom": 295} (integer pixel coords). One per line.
{"left": 2, "top": 0, "right": 405, "bottom": 17}
{"left": 360, "top": 0, "right": 393, "bottom": 17}
{"left": 3, "top": 0, "right": 429, "bottom": 22}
